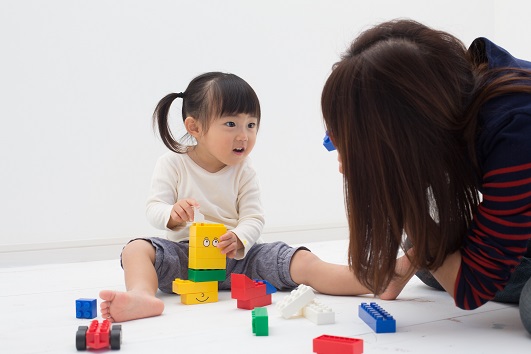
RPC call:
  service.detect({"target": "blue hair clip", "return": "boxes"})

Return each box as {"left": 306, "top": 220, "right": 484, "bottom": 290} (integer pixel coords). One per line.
{"left": 323, "top": 131, "right": 336, "bottom": 151}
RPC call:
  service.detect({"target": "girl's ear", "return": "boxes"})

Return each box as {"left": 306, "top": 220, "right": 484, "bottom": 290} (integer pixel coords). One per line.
{"left": 184, "top": 116, "right": 201, "bottom": 137}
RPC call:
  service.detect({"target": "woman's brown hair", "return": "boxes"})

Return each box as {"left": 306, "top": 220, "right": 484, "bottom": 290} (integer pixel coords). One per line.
{"left": 321, "top": 19, "right": 531, "bottom": 294}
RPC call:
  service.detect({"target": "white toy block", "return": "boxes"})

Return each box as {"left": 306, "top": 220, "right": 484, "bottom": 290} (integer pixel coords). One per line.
{"left": 302, "top": 299, "right": 335, "bottom": 325}
{"left": 276, "top": 284, "right": 315, "bottom": 319}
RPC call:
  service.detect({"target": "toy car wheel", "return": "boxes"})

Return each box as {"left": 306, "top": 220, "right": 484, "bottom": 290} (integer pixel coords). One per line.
{"left": 110, "top": 324, "right": 122, "bottom": 350}
{"left": 76, "top": 326, "right": 88, "bottom": 351}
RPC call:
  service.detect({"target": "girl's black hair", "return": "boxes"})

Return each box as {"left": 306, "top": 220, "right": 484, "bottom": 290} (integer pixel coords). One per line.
{"left": 153, "top": 72, "right": 261, "bottom": 153}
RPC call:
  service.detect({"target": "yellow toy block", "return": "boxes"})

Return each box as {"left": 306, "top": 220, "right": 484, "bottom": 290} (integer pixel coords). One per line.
{"left": 172, "top": 279, "right": 218, "bottom": 295}
{"left": 181, "top": 291, "right": 218, "bottom": 305}
{"left": 189, "top": 223, "right": 227, "bottom": 248}
{"left": 189, "top": 257, "right": 226, "bottom": 270}
{"left": 189, "top": 243, "right": 225, "bottom": 259}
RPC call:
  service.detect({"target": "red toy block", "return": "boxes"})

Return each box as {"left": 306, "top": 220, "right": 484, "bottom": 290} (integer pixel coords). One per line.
{"left": 231, "top": 273, "right": 267, "bottom": 299}
{"left": 313, "top": 334, "right": 363, "bottom": 354}
{"left": 237, "top": 294, "right": 272, "bottom": 310}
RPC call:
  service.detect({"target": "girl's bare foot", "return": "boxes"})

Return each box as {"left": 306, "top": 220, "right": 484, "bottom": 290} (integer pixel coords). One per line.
{"left": 99, "top": 289, "right": 165, "bottom": 322}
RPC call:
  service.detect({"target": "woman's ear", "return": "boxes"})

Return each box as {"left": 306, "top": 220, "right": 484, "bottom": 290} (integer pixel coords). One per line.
{"left": 184, "top": 116, "right": 201, "bottom": 138}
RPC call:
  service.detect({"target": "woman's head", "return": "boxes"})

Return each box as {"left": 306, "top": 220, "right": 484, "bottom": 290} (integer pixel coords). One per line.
{"left": 321, "top": 19, "right": 480, "bottom": 294}
{"left": 154, "top": 72, "right": 261, "bottom": 154}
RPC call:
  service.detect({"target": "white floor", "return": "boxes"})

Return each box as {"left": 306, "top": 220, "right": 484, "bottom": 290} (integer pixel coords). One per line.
{"left": 1, "top": 239, "right": 529, "bottom": 354}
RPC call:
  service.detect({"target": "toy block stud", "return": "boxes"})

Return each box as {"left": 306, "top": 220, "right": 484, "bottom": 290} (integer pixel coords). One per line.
{"left": 303, "top": 300, "right": 335, "bottom": 325}
{"left": 76, "top": 298, "right": 97, "bottom": 319}
{"left": 313, "top": 334, "right": 363, "bottom": 354}
{"left": 276, "top": 284, "right": 315, "bottom": 319}
{"left": 358, "top": 302, "right": 396, "bottom": 333}
{"left": 252, "top": 307, "right": 269, "bottom": 336}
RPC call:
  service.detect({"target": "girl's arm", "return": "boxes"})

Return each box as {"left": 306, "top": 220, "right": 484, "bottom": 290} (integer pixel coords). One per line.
{"left": 146, "top": 153, "right": 187, "bottom": 231}
{"left": 226, "top": 163, "right": 265, "bottom": 260}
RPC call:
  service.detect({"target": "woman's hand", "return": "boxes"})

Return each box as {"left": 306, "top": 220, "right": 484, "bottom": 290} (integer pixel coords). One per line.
{"left": 380, "top": 248, "right": 417, "bottom": 300}
{"left": 167, "top": 198, "right": 199, "bottom": 228}
{"left": 217, "top": 231, "right": 243, "bottom": 259}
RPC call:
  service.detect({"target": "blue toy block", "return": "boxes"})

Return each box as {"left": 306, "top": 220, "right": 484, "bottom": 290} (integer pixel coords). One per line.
{"left": 323, "top": 131, "right": 336, "bottom": 151}
{"left": 358, "top": 302, "right": 396, "bottom": 333}
{"left": 255, "top": 279, "right": 277, "bottom": 295}
{"left": 76, "top": 298, "right": 97, "bottom": 319}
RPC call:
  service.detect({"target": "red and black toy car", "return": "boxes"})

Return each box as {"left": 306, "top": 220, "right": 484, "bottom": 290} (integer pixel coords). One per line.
{"left": 76, "top": 319, "right": 122, "bottom": 350}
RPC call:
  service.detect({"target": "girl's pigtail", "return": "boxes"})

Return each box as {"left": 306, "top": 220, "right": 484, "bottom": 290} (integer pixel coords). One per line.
{"left": 152, "top": 92, "right": 187, "bottom": 153}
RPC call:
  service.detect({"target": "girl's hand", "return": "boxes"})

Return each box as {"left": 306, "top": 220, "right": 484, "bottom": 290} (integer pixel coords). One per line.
{"left": 167, "top": 198, "right": 199, "bottom": 228}
{"left": 379, "top": 248, "right": 417, "bottom": 300}
{"left": 217, "top": 231, "right": 243, "bottom": 259}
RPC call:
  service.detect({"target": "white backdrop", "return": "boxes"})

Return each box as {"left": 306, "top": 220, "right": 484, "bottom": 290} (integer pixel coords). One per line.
{"left": 1, "top": 0, "right": 529, "bottom": 250}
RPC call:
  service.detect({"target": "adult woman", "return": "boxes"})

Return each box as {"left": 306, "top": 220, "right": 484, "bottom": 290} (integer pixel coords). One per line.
{"left": 321, "top": 19, "right": 531, "bottom": 333}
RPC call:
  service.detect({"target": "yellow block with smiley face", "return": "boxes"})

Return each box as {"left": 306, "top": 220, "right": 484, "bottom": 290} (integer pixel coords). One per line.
{"left": 172, "top": 279, "right": 219, "bottom": 305}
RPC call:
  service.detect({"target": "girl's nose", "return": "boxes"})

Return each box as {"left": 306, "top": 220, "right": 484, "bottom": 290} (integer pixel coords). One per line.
{"left": 236, "top": 129, "right": 248, "bottom": 141}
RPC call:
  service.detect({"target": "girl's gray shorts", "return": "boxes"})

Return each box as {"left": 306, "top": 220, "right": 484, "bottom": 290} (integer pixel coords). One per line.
{"left": 123, "top": 237, "right": 309, "bottom": 294}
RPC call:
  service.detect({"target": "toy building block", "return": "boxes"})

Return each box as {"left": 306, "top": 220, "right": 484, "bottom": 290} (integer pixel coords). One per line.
{"left": 322, "top": 131, "right": 336, "bottom": 151}
{"left": 276, "top": 284, "right": 315, "bottom": 319}
{"left": 188, "top": 222, "right": 227, "bottom": 270}
{"left": 313, "top": 335, "right": 363, "bottom": 354}
{"left": 189, "top": 256, "right": 226, "bottom": 270}
{"left": 358, "top": 302, "right": 396, "bottom": 333}
{"left": 231, "top": 273, "right": 273, "bottom": 309}
{"left": 172, "top": 278, "right": 217, "bottom": 294}
{"left": 252, "top": 307, "right": 269, "bottom": 336}
{"left": 76, "top": 319, "right": 122, "bottom": 351}
{"left": 76, "top": 298, "right": 97, "bottom": 319}
{"left": 303, "top": 300, "right": 335, "bottom": 325}
{"left": 188, "top": 268, "right": 226, "bottom": 282}
{"left": 231, "top": 273, "right": 267, "bottom": 300}
{"left": 181, "top": 291, "right": 218, "bottom": 305}
{"left": 255, "top": 279, "right": 277, "bottom": 294}
{"left": 237, "top": 294, "right": 272, "bottom": 310}
{"left": 189, "top": 222, "right": 227, "bottom": 244}
{"left": 189, "top": 243, "right": 227, "bottom": 260}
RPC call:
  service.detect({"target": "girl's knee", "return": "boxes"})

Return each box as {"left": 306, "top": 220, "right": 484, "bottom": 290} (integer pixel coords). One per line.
{"left": 122, "top": 239, "right": 155, "bottom": 262}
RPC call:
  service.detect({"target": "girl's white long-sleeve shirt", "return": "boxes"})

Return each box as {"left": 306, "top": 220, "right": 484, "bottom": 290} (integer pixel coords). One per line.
{"left": 145, "top": 151, "right": 265, "bottom": 260}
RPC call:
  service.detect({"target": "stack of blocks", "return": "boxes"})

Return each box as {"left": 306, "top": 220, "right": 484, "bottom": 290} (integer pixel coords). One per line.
{"left": 172, "top": 222, "right": 227, "bottom": 304}
{"left": 231, "top": 273, "right": 276, "bottom": 310}
{"left": 276, "top": 284, "right": 335, "bottom": 325}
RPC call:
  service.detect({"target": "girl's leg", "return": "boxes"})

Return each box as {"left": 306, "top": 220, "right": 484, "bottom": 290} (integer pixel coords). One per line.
{"left": 99, "top": 240, "right": 165, "bottom": 322}
{"left": 289, "top": 249, "right": 370, "bottom": 295}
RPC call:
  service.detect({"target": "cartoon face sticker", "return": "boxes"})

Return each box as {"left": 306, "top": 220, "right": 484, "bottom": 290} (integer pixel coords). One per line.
{"left": 202, "top": 237, "right": 220, "bottom": 247}
{"left": 195, "top": 292, "right": 209, "bottom": 302}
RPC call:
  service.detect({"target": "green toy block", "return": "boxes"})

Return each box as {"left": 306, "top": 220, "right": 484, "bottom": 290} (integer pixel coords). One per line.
{"left": 188, "top": 268, "right": 226, "bottom": 282}
{"left": 252, "top": 307, "right": 269, "bottom": 336}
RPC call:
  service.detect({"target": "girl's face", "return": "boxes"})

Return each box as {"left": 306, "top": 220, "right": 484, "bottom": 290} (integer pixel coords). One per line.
{"left": 193, "top": 113, "right": 258, "bottom": 172}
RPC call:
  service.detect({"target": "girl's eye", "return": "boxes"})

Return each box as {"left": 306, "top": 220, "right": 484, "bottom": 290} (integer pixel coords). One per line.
{"left": 225, "top": 122, "right": 236, "bottom": 127}
{"left": 248, "top": 122, "right": 256, "bottom": 128}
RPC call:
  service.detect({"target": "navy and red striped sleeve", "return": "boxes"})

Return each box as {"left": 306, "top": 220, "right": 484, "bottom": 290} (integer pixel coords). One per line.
{"left": 455, "top": 112, "right": 531, "bottom": 310}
